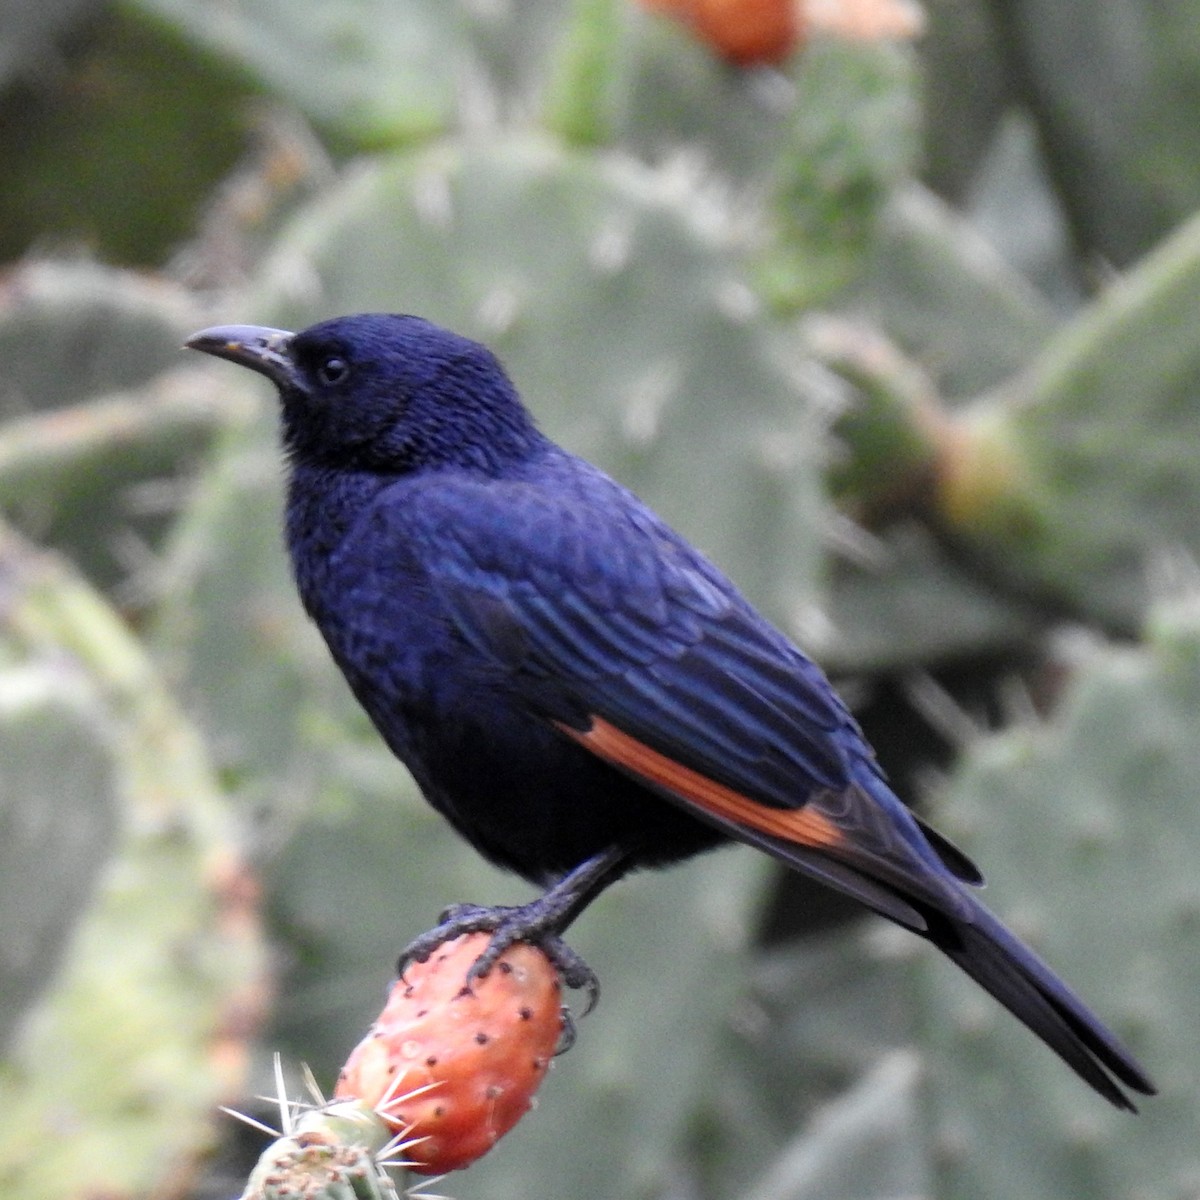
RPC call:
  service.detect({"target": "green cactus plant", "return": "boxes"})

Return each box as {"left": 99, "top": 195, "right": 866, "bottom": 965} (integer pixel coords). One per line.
{"left": 0, "top": 7, "right": 253, "bottom": 264}
{"left": 0, "top": 522, "right": 268, "bottom": 1199}
{"left": 0, "top": 259, "right": 204, "bottom": 411}
{"left": 0, "top": 659, "right": 116, "bottom": 1047}
{"left": 237, "top": 1098, "right": 402, "bottom": 1200}
{"left": 918, "top": 591, "right": 1200, "bottom": 1198}
{"left": 0, "top": 261, "right": 249, "bottom": 594}
{"left": 757, "top": 37, "right": 921, "bottom": 311}
{"left": 937, "top": 205, "right": 1200, "bottom": 627}
{"left": 130, "top": 0, "right": 462, "bottom": 149}
{"left": 989, "top": 0, "right": 1200, "bottom": 266}
{"left": 6, "top": 3, "right": 1200, "bottom": 1199}
{"left": 817, "top": 198, "right": 1200, "bottom": 668}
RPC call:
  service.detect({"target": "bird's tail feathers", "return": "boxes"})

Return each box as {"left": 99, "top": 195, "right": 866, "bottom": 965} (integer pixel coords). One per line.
{"left": 923, "top": 891, "right": 1154, "bottom": 1109}
{"left": 722, "top": 780, "right": 1156, "bottom": 1109}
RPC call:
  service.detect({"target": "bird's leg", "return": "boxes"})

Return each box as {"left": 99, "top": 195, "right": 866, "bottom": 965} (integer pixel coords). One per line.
{"left": 397, "top": 846, "right": 631, "bottom": 1013}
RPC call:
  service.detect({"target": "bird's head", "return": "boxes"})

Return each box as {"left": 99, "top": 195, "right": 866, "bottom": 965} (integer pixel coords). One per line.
{"left": 185, "top": 313, "right": 542, "bottom": 474}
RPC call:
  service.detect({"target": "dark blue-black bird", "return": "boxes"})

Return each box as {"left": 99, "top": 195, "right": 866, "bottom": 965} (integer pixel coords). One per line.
{"left": 186, "top": 313, "right": 1154, "bottom": 1110}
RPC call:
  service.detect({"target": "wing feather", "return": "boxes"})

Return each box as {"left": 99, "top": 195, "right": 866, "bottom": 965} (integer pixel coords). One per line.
{"left": 417, "top": 467, "right": 976, "bottom": 900}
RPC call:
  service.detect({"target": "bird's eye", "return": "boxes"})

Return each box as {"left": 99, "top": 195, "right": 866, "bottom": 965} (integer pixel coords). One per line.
{"left": 316, "top": 356, "right": 350, "bottom": 387}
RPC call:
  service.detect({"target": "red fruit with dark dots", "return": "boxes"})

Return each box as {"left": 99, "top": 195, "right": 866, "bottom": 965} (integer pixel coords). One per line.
{"left": 333, "top": 934, "right": 565, "bottom": 1174}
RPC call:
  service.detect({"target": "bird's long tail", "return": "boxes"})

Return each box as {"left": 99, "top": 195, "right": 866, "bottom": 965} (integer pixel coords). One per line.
{"left": 919, "top": 890, "right": 1154, "bottom": 1109}
{"left": 675, "top": 769, "right": 1157, "bottom": 1110}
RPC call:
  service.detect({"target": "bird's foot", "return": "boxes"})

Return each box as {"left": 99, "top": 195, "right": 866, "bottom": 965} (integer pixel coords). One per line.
{"left": 397, "top": 849, "right": 630, "bottom": 1023}
{"left": 397, "top": 899, "right": 600, "bottom": 1016}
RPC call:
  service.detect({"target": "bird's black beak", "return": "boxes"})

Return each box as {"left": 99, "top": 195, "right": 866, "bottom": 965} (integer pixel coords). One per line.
{"left": 184, "top": 324, "right": 298, "bottom": 389}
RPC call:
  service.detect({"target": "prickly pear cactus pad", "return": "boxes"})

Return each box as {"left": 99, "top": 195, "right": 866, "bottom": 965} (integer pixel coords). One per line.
{"left": 129, "top": 0, "right": 461, "bottom": 147}
{"left": 921, "top": 594, "right": 1200, "bottom": 1199}
{"left": 930, "top": 208, "right": 1200, "bottom": 628}
{"left": 0, "top": 525, "right": 268, "bottom": 1200}
{"left": 0, "top": 261, "right": 202, "bottom": 412}
{"left": 0, "top": 261, "right": 248, "bottom": 594}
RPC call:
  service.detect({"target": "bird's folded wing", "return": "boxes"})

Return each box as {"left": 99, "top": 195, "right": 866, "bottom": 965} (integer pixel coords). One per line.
{"left": 421, "top": 485, "right": 981, "bottom": 924}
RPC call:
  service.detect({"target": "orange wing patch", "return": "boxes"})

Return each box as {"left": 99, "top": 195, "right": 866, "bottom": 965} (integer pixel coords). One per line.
{"left": 556, "top": 715, "right": 846, "bottom": 851}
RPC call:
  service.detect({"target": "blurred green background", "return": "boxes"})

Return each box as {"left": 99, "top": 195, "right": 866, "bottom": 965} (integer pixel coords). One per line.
{"left": 1, "top": 1, "right": 1199, "bottom": 1197}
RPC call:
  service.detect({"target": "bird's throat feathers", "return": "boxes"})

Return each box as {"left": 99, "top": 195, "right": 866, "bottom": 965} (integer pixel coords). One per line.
{"left": 284, "top": 463, "right": 388, "bottom": 590}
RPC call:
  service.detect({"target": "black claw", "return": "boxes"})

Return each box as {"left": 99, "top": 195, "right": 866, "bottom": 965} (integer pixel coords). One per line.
{"left": 537, "top": 938, "right": 600, "bottom": 1013}
{"left": 556, "top": 1007, "right": 578, "bottom": 1056}
{"left": 396, "top": 899, "right": 601, "bottom": 1014}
